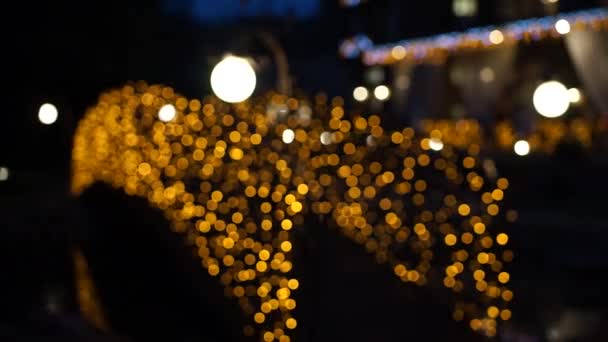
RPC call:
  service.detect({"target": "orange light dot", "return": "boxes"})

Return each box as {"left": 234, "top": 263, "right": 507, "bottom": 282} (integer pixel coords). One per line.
{"left": 281, "top": 241, "right": 293, "bottom": 252}
{"left": 496, "top": 233, "right": 509, "bottom": 245}
{"left": 445, "top": 234, "right": 457, "bottom": 246}
{"left": 477, "top": 252, "right": 489, "bottom": 264}
{"left": 458, "top": 204, "right": 471, "bottom": 216}
{"left": 285, "top": 318, "right": 297, "bottom": 329}
{"left": 498, "top": 272, "right": 510, "bottom": 283}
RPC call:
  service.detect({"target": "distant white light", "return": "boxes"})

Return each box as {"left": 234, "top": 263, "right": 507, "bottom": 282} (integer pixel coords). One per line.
{"left": 158, "top": 104, "right": 176, "bottom": 122}
{"left": 480, "top": 67, "right": 495, "bottom": 83}
{"left": 374, "top": 85, "right": 391, "bottom": 101}
{"left": 282, "top": 129, "right": 295, "bottom": 144}
{"left": 210, "top": 56, "right": 257, "bottom": 103}
{"left": 365, "top": 67, "right": 385, "bottom": 84}
{"left": 568, "top": 88, "right": 582, "bottom": 104}
{"left": 395, "top": 75, "right": 411, "bottom": 90}
{"left": 429, "top": 138, "right": 444, "bottom": 151}
{"left": 320, "top": 131, "right": 332, "bottom": 145}
{"left": 453, "top": 0, "right": 478, "bottom": 17}
{"left": 542, "top": 0, "right": 559, "bottom": 4}
{"left": 489, "top": 30, "right": 505, "bottom": 45}
{"left": 298, "top": 105, "right": 312, "bottom": 125}
{"left": 533, "top": 81, "right": 570, "bottom": 118}
{"left": 366, "top": 135, "right": 376, "bottom": 147}
{"left": 38, "top": 103, "right": 58, "bottom": 125}
{"left": 514, "top": 140, "right": 530, "bottom": 156}
{"left": 353, "top": 86, "right": 369, "bottom": 102}
{"left": 0, "top": 167, "right": 8, "bottom": 181}
{"left": 555, "top": 19, "right": 571, "bottom": 35}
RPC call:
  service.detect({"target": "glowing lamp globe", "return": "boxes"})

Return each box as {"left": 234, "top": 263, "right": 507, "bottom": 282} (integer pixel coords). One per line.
{"left": 514, "top": 140, "right": 530, "bottom": 156}
{"left": 533, "top": 81, "right": 570, "bottom": 118}
{"left": 38, "top": 103, "right": 58, "bottom": 125}
{"left": 210, "top": 56, "right": 257, "bottom": 103}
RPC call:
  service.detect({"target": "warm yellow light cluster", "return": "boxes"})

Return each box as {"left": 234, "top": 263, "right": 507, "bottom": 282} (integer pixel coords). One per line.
{"left": 419, "top": 118, "right": 605, "bottom": 155}
{"left": 364, "top": 10, "right": 608, "bottom": 65}
{"left": 72, "top": 82, "right": 513, "bottom": 339}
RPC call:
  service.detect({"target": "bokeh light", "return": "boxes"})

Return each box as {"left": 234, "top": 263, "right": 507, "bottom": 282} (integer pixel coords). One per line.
{"left": 353, "top": 86, "right": 369, "bottom": 102}
{"left": 514, "top": 140, "right": 530, "bottom": 156}
{"left": 210, "top": 56, "right": 257, "bottom": 103}
{"left": 38, "top": 103, "right": 58, "bottom": 125}
{"left": 568, "top": 88, "right": 582, "bottom": 104}
{"left": 72, "top": 82, "right": 514, "bottom": 340}
{"left": 282, "top": 129, "right": 295, "bottom": 144}
{"left": 555, "top": 19, "right": 571, "bottom": 34}
{"left": 429, "top": 138, "right": 444, "bottom": 151}
{"left": 0, "top": 166, "right": 8, "bottom": 181}
{"left": 453, "top": 0, "right": 478, "bottom": 17}
{"left": 533, "top": 81, "right": 570, "bottom": 118}
{"left": 489, "top": 30, "right": 504, "bottom": 44}
{"left": 158, "top": 104, "right": 176, "bottom": 122}
{"left": 480, "top": 67, "right": 495, "bottom": 83}
{"left": 373, "top": 85, "right": 390, "bottom": 101}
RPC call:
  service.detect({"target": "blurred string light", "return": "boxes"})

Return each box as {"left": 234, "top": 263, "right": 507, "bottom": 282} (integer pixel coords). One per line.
{"left": 38, "top": 103, "right": 58, "bottom": 125}
{"left": 339, "top": 34, "right": 373, "bottom": 59}
{"left": 429, "top": 138, "right": 444, "bottom": 151}
{"left": 0, "top": 166, "right": 9, "bottom": 181}
{"left": 352, "top": 8, "right": 608, "bottom": 65}
{"left": 514, "top": 140, "right": 531, "bottom": 156}
{"left": 568, "top": 88, "right": 582, "bottom": 104}
{"left": 419, "top": 117, "right": 603, "bottom": 155}
{"left": 353, "top": 86, "right": 369, "bottom": 102}
{"left": 373, "top": 85, "right": 390, "bottom": 101}
{"left": 320, "top": 131, "right": 332, "bottom": 145}
{"left": 72, "top": 82, "right": 514, "bottom": 340}
{"left": 533, "top": 81, "right": 570, "bottom": 118}
{"left": 158, "top": 104, "right": 176, "bottom": 122}
{"left": 210, "top": 56, "right": 257, "bottom": 103}
{"left": 282, "top": 129, "right": 295, "bottom": 144}
{"left": 489, "top": 30, "right": 505, "bottom": 45}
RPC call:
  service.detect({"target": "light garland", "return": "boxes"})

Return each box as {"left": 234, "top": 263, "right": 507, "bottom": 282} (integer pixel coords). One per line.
{"left": 72, "top": 83, "right": 514, "bottom": 339}
{"left": 339, "top": 8, "right": 608, "bottom": 65}
{"left": 419, "top": 117, "right": 607, "bottom": 155}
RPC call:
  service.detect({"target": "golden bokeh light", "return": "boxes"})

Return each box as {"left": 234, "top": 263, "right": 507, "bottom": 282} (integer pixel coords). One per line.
{"left": 72, "top": 82, "right": 513, "bottom": 339}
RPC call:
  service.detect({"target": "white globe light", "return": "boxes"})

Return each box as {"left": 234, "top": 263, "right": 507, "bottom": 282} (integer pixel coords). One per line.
{"left": 429, "top": 138, "right": 444, "bottom": 151}
{"left": 533, "top": 81, "right": 570, "bottom": 118}
{"left": 210, "top": 56, "right": 257, "bottom": 103}
{"left": 514, "top": 140, "right": 530, "bottom": 156}
{"left": 282, "top": 129, "right": 295, "bottom": 144}
{"left": 374, "top": 85, "right": 390, "bottom": 101}
{"left": 158, "top": 104, "right": 176, "bottom": 122}
{"left": 568, "top": 88, "right": 582, "bottom": 104}
{"left": 38, "top": 103, "right": 58, "bottom": 125}
{"left": 555, "top": 19, "right": 571, "bottom": 35}
{"left": 353, "top": 86, "right": 369, "bottom": 102}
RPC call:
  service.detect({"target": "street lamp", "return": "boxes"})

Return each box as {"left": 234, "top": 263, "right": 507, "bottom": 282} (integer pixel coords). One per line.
{"left": 210, "top": 56, "right": 257, "bottom": 103}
